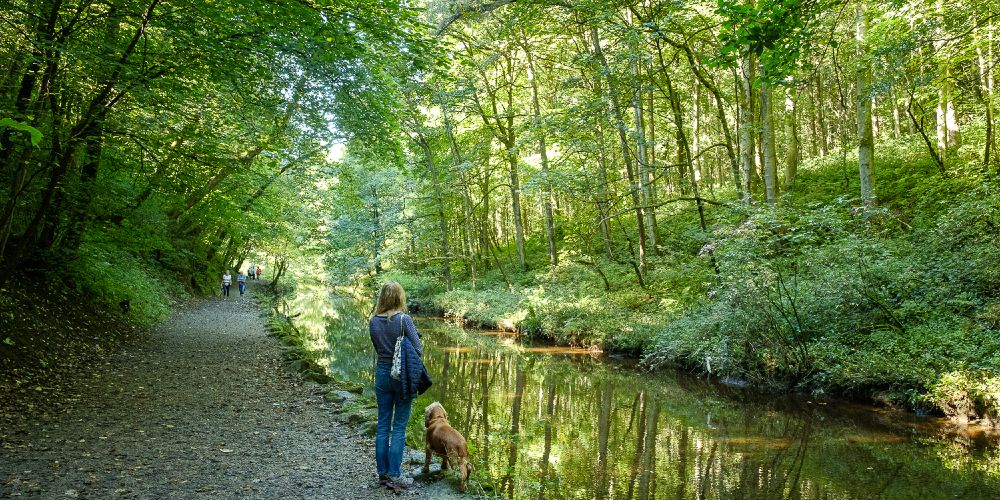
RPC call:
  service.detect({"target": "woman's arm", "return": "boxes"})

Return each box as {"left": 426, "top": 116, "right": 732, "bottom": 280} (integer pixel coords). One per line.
{"left": 368, "top": 317, "right": 379, "bottom": 350}
{"left": 402, "top": 315, "right": 422, "bottom": 355}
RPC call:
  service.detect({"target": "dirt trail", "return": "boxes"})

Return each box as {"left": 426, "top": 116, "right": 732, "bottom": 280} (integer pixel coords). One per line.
{"left": 0, "top": 283, "right": 456, "bottom": 499}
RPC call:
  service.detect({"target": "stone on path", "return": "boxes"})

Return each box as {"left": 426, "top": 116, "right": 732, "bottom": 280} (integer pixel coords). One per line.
{"left": 0, "top": 284, "right": 461, "bottom": 499}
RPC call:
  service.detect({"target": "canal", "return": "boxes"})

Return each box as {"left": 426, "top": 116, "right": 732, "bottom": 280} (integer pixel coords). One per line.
{"left": 282, "top": 283, "right": 1000, "bottom": 499}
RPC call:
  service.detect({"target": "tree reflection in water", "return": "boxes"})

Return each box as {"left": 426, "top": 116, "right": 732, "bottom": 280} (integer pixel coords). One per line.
{"left": 291, "top": 297, "right": 1000, "bottom": 499}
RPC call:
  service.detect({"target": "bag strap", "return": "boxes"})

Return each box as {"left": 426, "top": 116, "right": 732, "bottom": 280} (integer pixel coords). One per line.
{"left": 387, "top": 312, "right": 404, "bottom": 343}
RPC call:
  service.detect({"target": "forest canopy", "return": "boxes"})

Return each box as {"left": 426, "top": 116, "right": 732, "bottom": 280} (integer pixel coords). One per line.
{"left": 2, "top": 0, "right": 998, "bottom": 421}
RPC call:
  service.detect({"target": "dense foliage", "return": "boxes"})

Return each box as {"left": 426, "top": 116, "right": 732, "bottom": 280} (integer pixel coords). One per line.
{"left": 0, "top": 0, "right": 431, "bottom": 321}
{"left": 319, "top": 0, "right": 999, "bottom": 422}
{"left": 3, "top": 0, "right": 998, "bottom": 422}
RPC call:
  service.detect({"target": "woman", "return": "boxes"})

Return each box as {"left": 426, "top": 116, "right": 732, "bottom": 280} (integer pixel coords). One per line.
{"left": 237, "top": 270, "right": 248, "bottom": 298}
{"left": 369, "top": 281, "right": 422, "bottom": 489}
{"left": 221, "top": 271, "right": 232, "bottom": 299}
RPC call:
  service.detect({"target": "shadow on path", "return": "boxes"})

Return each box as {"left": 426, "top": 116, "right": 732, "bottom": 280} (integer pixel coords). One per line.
{"left": 0, "top": 283, "right": 439, "bottom": 498}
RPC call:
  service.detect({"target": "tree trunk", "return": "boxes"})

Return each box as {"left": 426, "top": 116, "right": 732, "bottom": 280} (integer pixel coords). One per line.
{"left": 61, "top": 121, "right": 105, "bottom": 252}
{"left": 891, "top": 89, "right": 902, "bottom": 139}
{"left": 637, "top": 401, "right": 660, "bottom": 499}
{"left": 0, "top": 0, "right": 61, "bottom": 171}
{"left": 935, "top": 0, "right": 960, "bottom": 163}
{"left": 662, "top": 65, "right": 712, "bottom": 236}
{"left": 631, "top": 58, "right": 658, "bottom": 256}
{"left": 977, "top": 23, "right": 997, "bottom": 172}
{"left": 596, "top": 380, "right": 613, "bottom": 496}
{"left": 416, "top": 135, "right": 452, "bottom": 289}
{"left": 591, "top": 25, "right": 646, "bottom": 272}
{"left": 738, "top": 56, "right": 756, "bottom": 202}
{"left": 693, "top": 81, "right": 703, "bottom": 187}
{"left": 503, "top": 366, "right": 526, "bottom": 498}
{"left": 524, "top": 44, "right": 557, "bottom": 266}
{"left": 505, "top": 145, "right": 527, "bottom": 272}
{"left": 8, "top": 131, "right": 83, "bottom": 272}
{"left": 856, "top": 6, "right": 876, "bottom": 208}
{"left": 441, "top": 99, "right": 477, "bottom": 287}
{"left": 936, "top": 84, "right": 949, "bottom": 161}
{"left": 946, "top": 90, "right": 960, "bottom": 148}
{"left": 816, "top": 72, "right": 829, "bottom": 157}
{"left": 666, "top": 37, "right": 741, "bottom": 196}
{"left": 537, "top": 380, "right": 555, "bottom": 500}
{"left": 760, "top": 78, "right": 778, "bottom": 204}
{"left": 784, "top": 88, "right": 800, "bottom": 187}
{"left": 647, "top": 88, "right": 661, "bottom": 248}
{"left": 466, "top": 48, "right": 526, "bottom": 272}
{"left": 595, "top": 118, "right": 614, "bottom": 260}
{"left": 626, "top": 391, "right": 647, "bottom": 499}
{"left": 59, "top": 1, "right": 128, "bottom": 250}
{"left": 371, "top": 184, "right": 383, "bottom": 274}
{"left": 479, "top": 170, "right": 494, "bottom": 269}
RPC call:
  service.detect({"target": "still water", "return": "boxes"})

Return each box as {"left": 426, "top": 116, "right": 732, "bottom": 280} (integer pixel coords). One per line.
{"left": 283, "top": 284, "right": 1000, "bottom": 499}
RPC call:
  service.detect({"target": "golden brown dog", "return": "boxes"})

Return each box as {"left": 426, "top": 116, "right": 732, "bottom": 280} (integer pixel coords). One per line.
{"left": 423, "top": 401, "right": 472, "bottom": 492}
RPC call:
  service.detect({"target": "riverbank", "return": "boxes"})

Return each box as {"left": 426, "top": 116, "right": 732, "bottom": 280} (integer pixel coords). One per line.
{"left": 392, "top": 255, "right": 999, "bottom": 429}
{"left": 261, "top": 286, "right": 478, "bottom": 497}
{"left": 367, "top": 145, "right": 1000, "bottom": 428}
{"left": 271, "top": 282, "right": 1000, "bottom": 498}
{"left": 0, "top": 280, "right": 459, "bottom": 498}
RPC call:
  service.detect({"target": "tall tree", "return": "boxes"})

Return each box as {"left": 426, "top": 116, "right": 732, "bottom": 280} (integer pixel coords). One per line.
{"left": 856, "top": 5, "right": 876, "bottom": 208}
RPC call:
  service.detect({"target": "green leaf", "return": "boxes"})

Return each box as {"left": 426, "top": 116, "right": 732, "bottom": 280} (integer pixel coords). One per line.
{"left": 0, "top": 118, "right": 42, "bottom": 146}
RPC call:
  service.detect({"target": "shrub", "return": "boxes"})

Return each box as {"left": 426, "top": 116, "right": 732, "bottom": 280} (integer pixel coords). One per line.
{"left": 925, "top": 370, "right": 1000, "bottom": 424}
{"left": 431, "top": 288, "right": 525, "bottom": 330}
{"left": 71, "top": 243, "right": 181, "bottom": 326}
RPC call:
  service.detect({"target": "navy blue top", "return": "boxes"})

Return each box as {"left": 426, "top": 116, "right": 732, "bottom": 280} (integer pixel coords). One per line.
{"left": 369, "top": 312, "right": 422, "bottom": 364}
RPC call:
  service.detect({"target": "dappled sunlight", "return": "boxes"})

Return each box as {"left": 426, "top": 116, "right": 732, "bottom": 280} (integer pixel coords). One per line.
{"left": 281, "top": 283, "right": 1000, "bottom": 497}
{"left": 520, "top": 346, "right": 597, "bottom": 355}
{"left": 478, "top": 330, "right": 520, "bottom": 337}
{"left": 716, "top": 436, "right": 796, "bottom": 449}
{"left": 840, "top": 434, "right": 912, "bottom": 445}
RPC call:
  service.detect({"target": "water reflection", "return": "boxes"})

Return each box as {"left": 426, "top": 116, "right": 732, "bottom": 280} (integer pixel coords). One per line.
{"left": 283, "top": 290, "right": 1000, "bottom": 499}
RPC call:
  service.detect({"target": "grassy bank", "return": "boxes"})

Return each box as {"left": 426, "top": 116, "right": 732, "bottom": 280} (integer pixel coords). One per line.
{"left": 389, "top": 143, "right": 1000, "bottom": 426}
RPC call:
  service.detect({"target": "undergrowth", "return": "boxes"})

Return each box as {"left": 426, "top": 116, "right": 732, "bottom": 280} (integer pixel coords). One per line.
{"left": 391, "top": 139, "right": 1000, "bottom": 423}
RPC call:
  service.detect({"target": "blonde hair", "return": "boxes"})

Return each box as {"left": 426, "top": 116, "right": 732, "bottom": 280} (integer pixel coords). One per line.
{"left": 374, "top": 281, "right": 407, "bottom": 315}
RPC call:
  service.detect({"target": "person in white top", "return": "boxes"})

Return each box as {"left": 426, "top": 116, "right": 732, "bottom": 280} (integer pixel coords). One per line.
{"left": 221, "top": 272, "right": 233, "bottom": 299}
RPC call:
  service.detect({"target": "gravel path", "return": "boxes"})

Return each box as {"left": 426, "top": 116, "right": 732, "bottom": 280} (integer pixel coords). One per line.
{"left": 0, "top": 285, "right": 460, "bottom": 499}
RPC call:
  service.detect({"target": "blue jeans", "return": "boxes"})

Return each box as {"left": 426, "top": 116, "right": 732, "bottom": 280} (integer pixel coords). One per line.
{"left": 374, "top": 362, "right": 413, "bottom": 477}
{"left": 238, "top": 282, "right": 246, "bottom": 295}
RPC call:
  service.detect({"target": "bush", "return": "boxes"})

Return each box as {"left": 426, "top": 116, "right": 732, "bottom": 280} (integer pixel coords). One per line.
{"left": 432, "top": 288, "right": 525, "bottom": 330}
{"left": 925, "top": 370, "right": 1000, "bottom": 424}
{"left": 645, "top": 177, "right": 1000, "bottom": 419}
{"left": 381, "top": 271, "right": 447, "bottom": 310}
{"left": 72, "top": 243, "right": 183, "bottom": 325}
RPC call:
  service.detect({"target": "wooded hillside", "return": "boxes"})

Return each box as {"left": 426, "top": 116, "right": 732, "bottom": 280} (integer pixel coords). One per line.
{"left": 324, "top": 0, "right": 1000, "bottom": 423}
{"left": 2, "top": 0, "right": 998, "bottom": 422}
